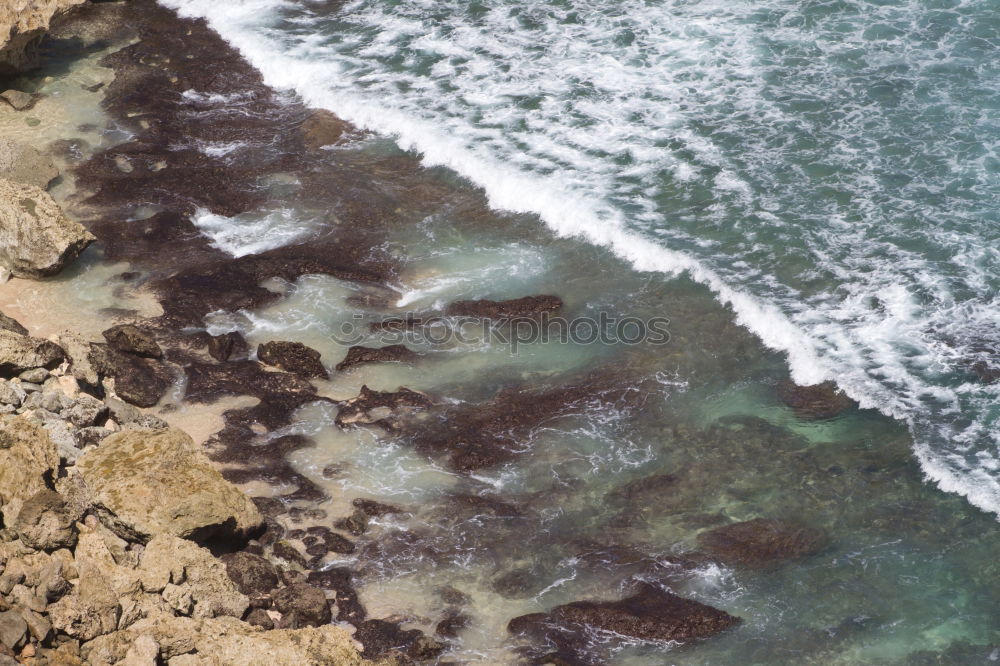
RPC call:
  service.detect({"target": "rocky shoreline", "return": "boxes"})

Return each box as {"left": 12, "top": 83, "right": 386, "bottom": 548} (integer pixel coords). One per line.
{"left": 0, "top": 1, "right": 870, "bottom": 664}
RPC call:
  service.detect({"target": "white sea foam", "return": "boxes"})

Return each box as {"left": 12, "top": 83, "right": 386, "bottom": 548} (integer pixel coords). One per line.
{"left": 191, "top": 207, "right": 314, "bottom": 257}
{"left": 160, "top": 0, "right": 1000, "bottom": 516}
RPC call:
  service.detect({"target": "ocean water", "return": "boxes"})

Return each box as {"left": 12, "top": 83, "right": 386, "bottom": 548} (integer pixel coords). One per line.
{"left": 146, "top": 0, "right": 1000, "bottom": 663}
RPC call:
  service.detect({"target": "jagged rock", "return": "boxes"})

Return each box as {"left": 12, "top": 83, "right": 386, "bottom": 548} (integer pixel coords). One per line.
{"left": 508, "top": 583, "right": 740, "bottom": 645}
{"left": 122, "top": 633, "right": 158, "bottom": 666}
{"left": 300, "top": 109, "right": 352, "bottom": 150}
{"left": 57, "top": 332, "right": 99, "bottom": 386}
{"left": 74, "top": 426, "right": 112, "bottom": 448}
{"left": 14, "top": 490, "right": 77, "bottom": 551}
{"left": 207, "top": 332, "right": 248, "bottom": 362}
{"left": 0, "top": 330, "right": 64, "bottom": 377}
{"left": 697, "top": 518, "right": 826, "bottom": 566}
{"left": 445, "top": 295, "right": 563, "bottom": 318}
{"left": 63, "top": 393, "right": 107, "bottom": 428}
{"left": 244, "top": 608, "right": 273, "bottom": 630}
{"left": 88, "top": 344, "right": 170, "bottom": 408}
{"left": 82, "top": 614, "right": 370, "bottom": 665}
{"left": 0, "top": 381, "right": 25, "bottom": 407}
{"left": 0, "top": 0, "right": 86, "bottom": 75}
{"left": 0, "top": 179, "right": 94, "bottom": 278}
{"left": 334, "top": 385, "right": 432, "bottom": 431}
{"left": 103, "top": 396, "right": 168, "bottom": 431}
{"left": 257, "top": 341, "right": 328, "bottom": 379}
{"left": 0, "top": 610, "right": 26, "bottom": 650}
{"left": 335, "top": 344, "right": 418, "bottom": 372}
{"left": 354, "top": 619, "right": 443, "bottom": 661}
{"left": 0, "top": 313, "right": 26, "bottom": 336}
{"left": 271, "top": 583, "right": 331, "bottom": 628}
{"left": 0, "top": 416, "right": 59, "bottom": 523}
{"left": 0, "top": 138, "right": 58, "bottom": 189}
{"left": 47, "top": 570, "right": 120, "bottom": 641}
{"left": 139, "top": 536, "right": 249, "bottom": 619}
{"left": 352, "top": 498, "right": 403, "bottom": 518}
{"left": 0, "top": 90, "right": 33, "bottom": 111}
{"left": 778, "top": 380, "right": 855, "bottom": 419}
{"left": 219, "top": 552, "right": 277, "bottom": 596}
{"left": 102, "top": 324, "right": 163, "bottom": 359}
{"left": 78, "top": 428, "right": 263, "bottom": 544}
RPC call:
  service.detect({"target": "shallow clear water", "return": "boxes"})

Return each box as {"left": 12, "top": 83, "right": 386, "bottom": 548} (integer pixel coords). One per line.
{"left": 141, "top": 1, "right": 1000, "bottom": 663}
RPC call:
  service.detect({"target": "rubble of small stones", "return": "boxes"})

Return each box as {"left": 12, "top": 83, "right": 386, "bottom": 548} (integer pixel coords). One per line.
{"left": 0, "top": 314, "right": 381, "bottom": 664}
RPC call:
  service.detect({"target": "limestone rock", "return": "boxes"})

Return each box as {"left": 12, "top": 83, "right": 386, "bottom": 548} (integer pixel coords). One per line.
{"left": 0, "top": 416, "right": 59, "bottom": 519}
{"left": 102, "top": 324, "right": 162, "bottom": 359}
{"left": 0, "top": 179, "right": 94, "bottom": 279}
{"left": 271, "top": 583, "right": 331, "bottom": 628}
{"left": 82, "top": 614, "right": 371, "bottom": 666}
{"left": 47, "top": 572, "right": 120, "bottom": 641}
{"left": 0, "top": 330, "right": 64, "bottom": 376}
{"left": 219, "top": 551, "right": 277, "bottom": 596}
{"left": 0, "top": 90, "right": 33, "bottom": 111}
{"left": 0, "top": 312, "right": 26, "bottom": 336}
{"left": 77, "top": 428, "right": 263, "bottom": 543}
{"left": 0, "top": 138, "right": 58, "bottom": 189}
{"left": 57, "top": 332, "right": 99, "bottom": 386}
{"left": 14, "top": 490, "right": 77, "bottom": 551}
{"left": 0, "top": 0, "right": 87, "bottom": 75}
{"left": 206, "top": 332, "right": 248, "bottom": 362}
{"left": 139, "top": 536, "right": 248, "bottom": 619}
{"left": 0, "top": 610, "right": 26, "bottom": 650}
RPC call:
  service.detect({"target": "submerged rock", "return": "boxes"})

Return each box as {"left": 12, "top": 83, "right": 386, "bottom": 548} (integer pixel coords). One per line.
{"left": 697, "top": 518, "right": 826, "bottom": 566}
{"left": 778, "top": 380, "right": 855, "bottom": 419}
{"left": 257, "top": 341, "right": 328, "bottom": 380}
{"left": 300, "top": 109, "right": 353, "bottom": 150}
{"left": 445, "top": 295, "right": 563, "bottom": 318}
{"left": 0, "top": 139, "right": 58, "bottom": 190}
{"left": 77, "top": 428, "right": 264, "bottom": 544}
{"left": 334, "top": 385, "right": 432, "bottom": 431}
{"left": 0, "top": 179, "right": 94, "bottom": 278}
{"left": 102, "top": 324, "right": 163, "bottom": 359}
{"left": 508, "top": 583, "right": 740, "bottom": 645}
{"left": 335, "top": 344, "right": 418, "bottom": 372}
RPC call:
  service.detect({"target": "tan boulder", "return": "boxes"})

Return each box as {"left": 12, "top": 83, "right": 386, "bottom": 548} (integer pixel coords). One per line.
{"left": 0, "top": 416, "right": 59, "bottom": 524}
{"left": 0, "top": 138, "right": 58, "bottom": 189}
{"left": 82, "top": 614, "right": 372, "bottom": 666}
{"left": 0, "top": 329, "right": 65, "bottom": 376}
{"left": 138, "top": 536, "right": 248, "bottom": 619}
{"left": 78, "top": 428, "right": 263, "bottom": 544}
{"left": 0, "top": 179, "right": 94, "bottom": 278}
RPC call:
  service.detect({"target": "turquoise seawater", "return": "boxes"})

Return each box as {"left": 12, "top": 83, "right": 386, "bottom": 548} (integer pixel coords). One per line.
{"left": 154, "top": 0, "right": 1000, "bottom": 663}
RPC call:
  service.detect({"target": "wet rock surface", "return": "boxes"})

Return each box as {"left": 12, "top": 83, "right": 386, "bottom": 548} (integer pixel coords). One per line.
{"left": 258, "top": 340, "right": 329, "bottom": 379}
{"left": 335, "top": 344, "right": 419, "bottom": 372}
{"left": 778, "top": 380, "right": 856, "bottom": 419}
{"left": 101, "top": 324, "right": 163, "bottom": 359}
{"left": 445, "top": 295, "right": 563, "bottom": 318}
{"left": 697, "top": 518, "right": 827, "bottom": 566}
{"left": 509, "top": 583, "right": 741, "bottom": 662}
